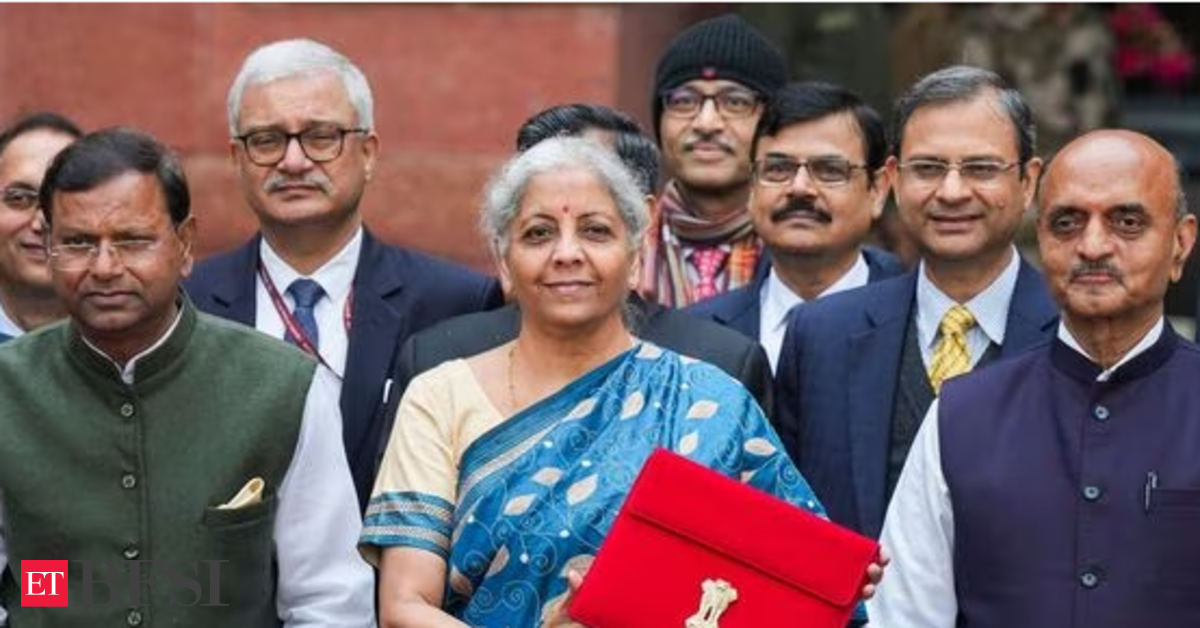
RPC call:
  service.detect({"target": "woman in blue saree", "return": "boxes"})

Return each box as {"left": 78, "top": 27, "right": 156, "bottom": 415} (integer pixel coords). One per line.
{"left": 361, "top": 137, "right": 877, "bottom": 627}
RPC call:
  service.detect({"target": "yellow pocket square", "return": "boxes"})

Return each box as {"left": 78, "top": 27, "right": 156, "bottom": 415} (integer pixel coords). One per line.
{"left": 217, "top": 477, "right": 264, "bottom": 510}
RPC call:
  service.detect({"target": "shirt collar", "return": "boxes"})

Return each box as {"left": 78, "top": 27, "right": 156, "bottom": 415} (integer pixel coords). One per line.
{"left": 0, "top": 302, "right": 23, "bottom": 338}
{"left": 1058, "top": 317, "right": 1165, "bottom": 381}
{"left": 258, "top": 226, "right": 362, "bottom": 303}
{"left": 916, "top": 246, "right": 1020, "bottom": 350}
{"left": 761, "top": 253, "right": 869, "bottom": 333}
{"left": 81, "top": 303, "right": 186, "bottom": 385}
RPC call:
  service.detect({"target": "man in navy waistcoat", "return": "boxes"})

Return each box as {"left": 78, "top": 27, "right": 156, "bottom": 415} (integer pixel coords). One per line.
{"left": 872, "top": 129, "right": 1200, "bottom": 628}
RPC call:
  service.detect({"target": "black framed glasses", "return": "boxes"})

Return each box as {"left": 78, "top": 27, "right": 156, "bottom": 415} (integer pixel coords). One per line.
{"left": 1, "top": 185, "right": 39, "bottom": 212}
{"left": 661, "top": 87, "right": 761, "bottom": 119}
{"left": 234, "top": 125, "right": 368, "bottom": 167}
{"left": 898, "top": 159, "right": 1018, "bottom": 187}
{"left": 754, "top": 156, "right": 866, "bottom": 187}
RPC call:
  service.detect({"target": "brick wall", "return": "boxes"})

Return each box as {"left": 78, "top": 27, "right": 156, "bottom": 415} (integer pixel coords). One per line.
{"left": 0, "top": 4, "right": 714, "bottom": 272}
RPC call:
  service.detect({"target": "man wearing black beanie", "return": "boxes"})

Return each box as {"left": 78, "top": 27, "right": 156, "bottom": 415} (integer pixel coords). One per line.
{"left": 639, "top": 13, "right": 788, "bottom": 308}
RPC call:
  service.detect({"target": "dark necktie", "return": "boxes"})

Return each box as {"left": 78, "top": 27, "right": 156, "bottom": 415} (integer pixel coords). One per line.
{"left": 286, "top": 278, "right": 325, "bottom": 350}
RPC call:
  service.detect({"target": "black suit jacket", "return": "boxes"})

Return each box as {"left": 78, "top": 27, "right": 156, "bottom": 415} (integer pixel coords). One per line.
{"left": 183, "top": 230, "right": 504, "bottom": 510}
{"left": 685, "top": 246, "right": 907, "bottom": 339}
{"left": 381, "top": 295, "right": 773, "bottom": 461}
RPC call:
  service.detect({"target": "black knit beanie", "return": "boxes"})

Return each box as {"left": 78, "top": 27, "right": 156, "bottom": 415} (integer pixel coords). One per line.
{"left": 652, "top": 14, "right": 788, "bottom": 139}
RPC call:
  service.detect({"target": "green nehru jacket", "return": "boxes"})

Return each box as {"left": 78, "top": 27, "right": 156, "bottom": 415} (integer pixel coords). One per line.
{"left": 0, "top": 298, "right": 314, "bottom": 628}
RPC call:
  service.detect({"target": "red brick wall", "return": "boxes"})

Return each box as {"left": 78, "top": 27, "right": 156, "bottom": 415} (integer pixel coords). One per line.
{"left": 0, "top": 3, "right": 707, "bottom": 272}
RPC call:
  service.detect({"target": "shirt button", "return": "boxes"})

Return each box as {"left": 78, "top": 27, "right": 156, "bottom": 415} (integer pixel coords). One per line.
{"left": 121, "top": 474, "right": 137, "bottom": 489}
{"left": 127, "top": 609, "right": 143, "bottom": 626}
{"left": 120, "top": 403, "right": 135, "bottom": 418}
{"left": 1082, "top": 486, "right": 1102, "bottom": 501}
{"left": 1079, "top": 569, "right": 1100, "bottom": 589}
{"left": 1093, "top": 405, "right": 1110, "bottom": 421}
{"left": 123, "top": 545, "right": 139, "bottom": 560}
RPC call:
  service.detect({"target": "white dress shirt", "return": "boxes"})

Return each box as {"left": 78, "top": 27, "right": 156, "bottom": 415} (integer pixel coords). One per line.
{"left": 914, "top": 247, "right": 1021, "bottom": 370}
{"left": 0, "top": 317, "right": 376, "bottom": 627}
{"left": 759, "top": 253, "right": 869, "bottom": 373}
{"left": 256, "top": 227, "right": 362, "bottom": 379}
{"left": 0, "top": 303, "right": 23, "bottom": 339}
{"left": 274, "top": 366, "right": 377, "bottom": 627}
{"left": 868, "top": 318, "right": 1165, "bottom": 628}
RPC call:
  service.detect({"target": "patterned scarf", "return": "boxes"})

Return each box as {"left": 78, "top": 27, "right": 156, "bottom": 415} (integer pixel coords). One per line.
{"left": 639, "top": 180, "right": 762, "bottom": 308}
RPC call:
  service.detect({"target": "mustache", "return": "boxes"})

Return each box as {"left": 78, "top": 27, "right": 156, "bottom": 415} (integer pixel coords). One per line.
{"left": 263, "top": 172, "right": 333, "bottom": 195}
{"left": 770, "top": 198, "right": 831, "bottom": 224}
{"left": 1069, "top": 260, "right": 1123, "bottom": 282}
{"left": 682, "top": 134, "right": 735, "bottom": 155}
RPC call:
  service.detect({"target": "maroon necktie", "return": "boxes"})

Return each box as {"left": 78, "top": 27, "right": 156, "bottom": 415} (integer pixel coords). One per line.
{"left": 691, "top": 247, "right": 729, "bottom": 301}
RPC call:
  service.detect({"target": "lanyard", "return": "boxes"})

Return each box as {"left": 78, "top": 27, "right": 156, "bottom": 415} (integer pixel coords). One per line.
{"left": 257, "top": 262, "right": 352, "bottom": 376}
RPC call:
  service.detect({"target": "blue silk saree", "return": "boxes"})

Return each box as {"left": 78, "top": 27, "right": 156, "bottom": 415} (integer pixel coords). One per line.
{"left": 362, "top": 343, "right": 827, "bottom": 627}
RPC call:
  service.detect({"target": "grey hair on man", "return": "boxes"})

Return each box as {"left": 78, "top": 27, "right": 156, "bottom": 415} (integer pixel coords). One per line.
{"left": 226, "top": 38, "right": 374, "bottom": 135}
{"left": 481, "top": 136, "right": 649, "bottom": 256}
{"left": 892, "top": 64, "right": 1037, "bottom": 174}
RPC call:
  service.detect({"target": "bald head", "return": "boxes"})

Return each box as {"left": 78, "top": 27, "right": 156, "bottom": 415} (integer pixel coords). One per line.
{"left": 1041, "top": 129, "right": 1184, "bottom": 219}
{"left": 1037, "top": 129, "right": 1196, "bottom": 349}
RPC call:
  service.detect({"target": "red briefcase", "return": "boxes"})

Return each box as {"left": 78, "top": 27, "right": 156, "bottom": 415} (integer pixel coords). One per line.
{"left": 570, "top": 448, "right": 878, "bottom": 628}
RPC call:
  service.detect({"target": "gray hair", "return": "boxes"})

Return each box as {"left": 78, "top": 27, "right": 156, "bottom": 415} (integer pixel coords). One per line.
{"left": 482, "top": 136, "right": 649, "bottom": 257}
{"left": 892, "top": 65, "right": 1036, "bottom": 171}
{"left": 227, "top": 38, "right": 374, "bottom": 135}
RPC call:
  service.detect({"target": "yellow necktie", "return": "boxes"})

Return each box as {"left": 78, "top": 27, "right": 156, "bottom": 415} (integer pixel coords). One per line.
{"left": 928, "top": 305, "right": 976, "bottom": 394}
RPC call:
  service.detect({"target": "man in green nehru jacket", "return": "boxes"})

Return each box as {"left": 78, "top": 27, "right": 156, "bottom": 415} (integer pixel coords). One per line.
{"left": 0, "top": 128, "right": 373, "bottom": 627}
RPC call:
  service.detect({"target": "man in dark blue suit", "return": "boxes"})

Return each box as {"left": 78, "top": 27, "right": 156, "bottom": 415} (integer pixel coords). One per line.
{"left": 773, "top": 66, "right": 1058, "bottom": 540}
{"left": 687, "top": 82, "right": 905, "bottom": 372}
{"left": 185, "top": 39, "right": 502, "bottom": 511}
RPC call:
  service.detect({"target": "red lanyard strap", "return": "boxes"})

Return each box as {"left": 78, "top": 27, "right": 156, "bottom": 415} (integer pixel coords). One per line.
{"left": 258, "top": 262, "right": 352, "bottom": 376}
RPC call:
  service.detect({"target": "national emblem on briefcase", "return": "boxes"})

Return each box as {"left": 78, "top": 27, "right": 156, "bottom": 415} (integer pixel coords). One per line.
{"left": 685, "top": 578, "right": 738, "bottom": 627}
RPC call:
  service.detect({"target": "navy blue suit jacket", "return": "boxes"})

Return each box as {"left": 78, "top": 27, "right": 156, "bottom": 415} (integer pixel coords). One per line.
{"left": 183, "top": 230, "right": 504, "bottom": 510}
{"left": 773, "top": 258, "right": 1058, "bottom": 539}
{"left": 685, "top": 246, "right": 906, "bottom": 339}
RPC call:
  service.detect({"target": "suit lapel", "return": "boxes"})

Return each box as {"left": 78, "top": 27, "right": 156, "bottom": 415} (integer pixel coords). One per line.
{"left": 1000, "top": 259, "right": 1058, "bottom": 357}
{"left": 712, "top": 288, "right": 761, "bottom": 339}
{"left": 207, "top": 237, "right": 261, "bottom": 326}
{"left": 846, "top": 273, "right": 917, "bottom": 535}
{"left": 341, "top": 231, "right": 407, "bottom": 460}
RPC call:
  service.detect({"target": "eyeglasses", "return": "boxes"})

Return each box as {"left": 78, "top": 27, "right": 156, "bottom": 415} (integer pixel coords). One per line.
{"left": 47, "top": 238, "right": 166, "bottom": 271}
{"left": 754, "top": 156, "right": 866, "bottom": 187}
{"left": 2, "top": 186, "right": 39, "bottom": 212}
{"left": 897, "top": 159, "right": 1019, "bottom": 186}
{"left": 234, "top": 126, "right": 368, "bottom": 167}
{"left": 661, "top": 87, "right": 761, "bottom": 119}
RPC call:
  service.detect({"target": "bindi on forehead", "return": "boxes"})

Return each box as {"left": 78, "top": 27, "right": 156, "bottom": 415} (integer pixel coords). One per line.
{"left": 560, "top": 204, "right": 571, "bottom": 214}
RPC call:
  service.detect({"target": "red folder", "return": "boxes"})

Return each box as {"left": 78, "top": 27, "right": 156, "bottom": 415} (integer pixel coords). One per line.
{"left": 570, "top": 449, "right": 878, "bottom": 628}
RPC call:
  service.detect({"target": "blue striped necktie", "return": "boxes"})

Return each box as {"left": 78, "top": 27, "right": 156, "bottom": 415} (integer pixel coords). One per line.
{"left": 285, "top": 278, "right": 325, "bottom": 350}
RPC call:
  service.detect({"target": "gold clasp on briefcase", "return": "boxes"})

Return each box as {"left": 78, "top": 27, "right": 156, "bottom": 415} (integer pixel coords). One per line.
{"left": 685, "top": 578, "right": 738, "bottom": 628}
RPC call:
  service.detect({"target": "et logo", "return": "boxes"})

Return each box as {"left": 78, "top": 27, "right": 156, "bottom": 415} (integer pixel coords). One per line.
{"left": 19, "top": 558, "right": 228, "bottom": 608}
{"left": 21, "top": 560, "right": 68, "bottom": 607}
